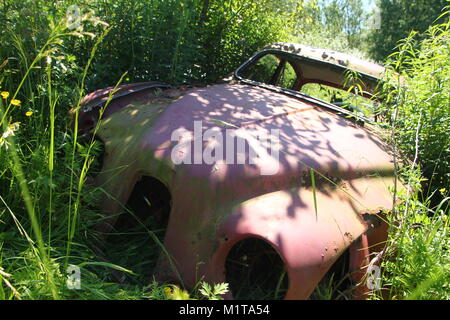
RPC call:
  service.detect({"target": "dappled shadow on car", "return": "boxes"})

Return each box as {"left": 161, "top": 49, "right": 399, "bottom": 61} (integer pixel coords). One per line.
{"left": 85, "top": 82, "right": 395, "bottom": 299}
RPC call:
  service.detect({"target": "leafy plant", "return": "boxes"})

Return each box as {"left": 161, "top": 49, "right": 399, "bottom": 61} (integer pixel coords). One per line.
{"left": 368, "top": 0, "right": 448, "bottom": 61}
{"left": 198, "top": 282, "right": 229, "bottom": 300}
{"left": 380, "top": 11, "right": 450, "bottom": 194}
{"left": 163, "top": 282, "right": 229, "bottom": 300}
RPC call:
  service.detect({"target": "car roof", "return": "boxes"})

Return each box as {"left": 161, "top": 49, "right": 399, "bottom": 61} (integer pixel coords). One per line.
{"left": 262, "top": 42, "right": 385, "bottom": 79}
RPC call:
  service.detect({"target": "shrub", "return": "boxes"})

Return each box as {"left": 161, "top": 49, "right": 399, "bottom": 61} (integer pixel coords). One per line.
{"left": 380, "top": 12, "right": 450, "bottom": 195}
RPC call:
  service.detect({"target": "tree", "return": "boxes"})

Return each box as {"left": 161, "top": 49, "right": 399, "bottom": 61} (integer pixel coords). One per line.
{"left": 321, "top": 0, "right": 367, "bottom": 48}
{"left": 368, "top": 0, "right": 448, "bottom": 62}
{"left": 291, "top": 0, "right": 369, "bottom": 58}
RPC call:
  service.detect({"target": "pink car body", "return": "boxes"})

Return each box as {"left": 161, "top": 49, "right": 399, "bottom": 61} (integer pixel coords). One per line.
{"left": 76, "top": 43, "right": 396, "bottom": 299}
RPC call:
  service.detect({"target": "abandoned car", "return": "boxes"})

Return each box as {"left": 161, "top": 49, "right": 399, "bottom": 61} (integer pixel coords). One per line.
{"left": 76, "top": 43, "right": 396, "bottom": 299}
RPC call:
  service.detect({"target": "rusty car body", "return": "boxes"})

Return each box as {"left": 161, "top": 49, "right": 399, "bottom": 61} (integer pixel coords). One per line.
{"left": 76, "top": 43, "right": 396, "bottom": 299}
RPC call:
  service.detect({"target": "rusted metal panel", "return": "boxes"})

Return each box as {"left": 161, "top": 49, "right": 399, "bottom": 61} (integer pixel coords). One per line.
{"left": 74, "top": 83, "right": 186, "bottom": 134}
{"left": 84, "top": 82, "right": 397, "bottom": 299}
{"left": 264, "top": 42, "right": 385, "bottom": 79}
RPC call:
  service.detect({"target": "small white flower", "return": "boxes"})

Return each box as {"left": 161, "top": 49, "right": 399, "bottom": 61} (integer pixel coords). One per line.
{"left": 0, "top": 122, "right": 20, "bottom": 150}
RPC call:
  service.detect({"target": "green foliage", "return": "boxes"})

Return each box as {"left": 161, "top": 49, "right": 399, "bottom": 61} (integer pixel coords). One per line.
{"left": 198, "top": 281, "right": 229, "bottom": 300}
{"left": 79, "top": 0, "right": 298, "bottom": 87}
{"left": 164, "top": 284, "right": 193, "bottom": 300}
{"left": 2, "top": 0, "right": 298, "bottom": 90}
{"left": 370, "top": 13, "right": 450, "bottom": 300}
{"left": 0, "top": 3, "right": 143, "bottom": 300}
{"left": 368, "top": 0, "right": 448, "bottom": 61}
{"left": 319, "top": 0, "right": 367, "bottom": 48}
{"left": 196, "top": 0, "right": 298, "bottom": 82}
{"left": 380, "top": 15, "right": 450, "bottom": 193}
{"left": 163, "top": 281, "right": 229, "bottom": 300}
{"left": 293, "top": 0, "right": 370, "bottom": 58}
{"left": 375, "top": 168, "right": 449, "bottom": 300}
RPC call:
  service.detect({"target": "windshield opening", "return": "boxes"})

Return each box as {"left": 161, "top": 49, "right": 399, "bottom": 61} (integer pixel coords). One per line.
{"left": 235, "top": 50, "right": 382, "bottom": 121}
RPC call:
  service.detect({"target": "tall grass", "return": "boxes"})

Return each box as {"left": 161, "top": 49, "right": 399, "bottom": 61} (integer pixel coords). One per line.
{"left": 0, "top": 8, "right": 140, "bottom": 300}
{"left": 369, "top": 11, "right": 450, "bottom": 299}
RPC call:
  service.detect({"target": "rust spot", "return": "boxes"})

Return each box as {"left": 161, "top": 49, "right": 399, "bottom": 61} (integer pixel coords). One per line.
{"left": 337, "top": 181, "right": 349, "bottom": 191}
{"left": 361, "top": 211, "right": 383, "bottom": 233}
{"left": 344, "top": 232, "right": 353, "bottom": 241}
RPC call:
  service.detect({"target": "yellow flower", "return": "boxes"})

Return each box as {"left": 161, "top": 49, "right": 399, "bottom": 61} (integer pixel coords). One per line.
{"left": 25, "top": 111, "right": 33, "bottom": 117}
{"left": 1, "top": 91, "right": 9, "bottom": 99}
{"left": 163, "top": 287, "right": 172, "bottom": 295}
{"left": 164, "top": 285, "right": 191, "bottom": 300}
{"left": 440, "top": 188, "right": 447, "bottom": 194}
{"left": 11, "top": 99, "right": 21, "bottom": 106}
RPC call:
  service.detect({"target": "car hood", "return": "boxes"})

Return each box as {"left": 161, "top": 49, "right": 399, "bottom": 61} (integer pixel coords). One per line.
{"left": 94, "top": 83, "right": 395, "bottom": 203}
{"left": 91, "top": 83, "right": 397, "bottom": 297}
